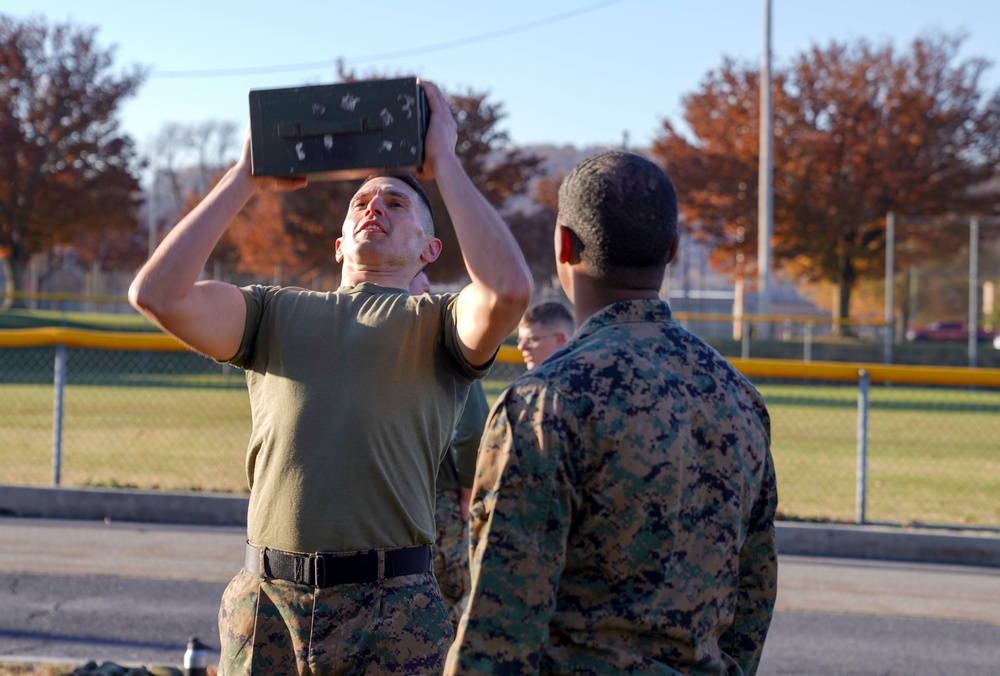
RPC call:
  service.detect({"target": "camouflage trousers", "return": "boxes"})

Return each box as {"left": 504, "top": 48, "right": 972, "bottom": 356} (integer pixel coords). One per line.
{"left": 433, "top": 489, "right": 470, "bottom": 627}
{"left": 218, "top": 567, "right": 454, "bottom": 675}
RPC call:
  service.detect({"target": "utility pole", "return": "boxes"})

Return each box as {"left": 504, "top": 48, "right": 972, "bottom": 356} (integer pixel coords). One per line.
{"left": 884, "top": 212, "right": 895, "bottom": 364}
{"left": 757, "top": 0, "right": 774, "bottom": 338}
{"left": 968, "top": 217, "right": 979, "bottom": 368}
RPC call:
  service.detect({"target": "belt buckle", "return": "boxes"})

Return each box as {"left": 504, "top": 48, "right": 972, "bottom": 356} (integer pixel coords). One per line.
{"left": 313, "top": 553, "right": 326, "bottom": 587}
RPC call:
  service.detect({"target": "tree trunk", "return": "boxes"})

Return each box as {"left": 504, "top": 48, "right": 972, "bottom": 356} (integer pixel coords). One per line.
{"left": 830, "top": 254, "right": 857, "bottom": 337}
{"left": 1, "top": 251, "right": 28, "bottom": 309}
{"left": 0, "top": 256, "right": 13, "bottom": 310}
{"left": 838, "top": 281, "right": 855, "bottom": 337}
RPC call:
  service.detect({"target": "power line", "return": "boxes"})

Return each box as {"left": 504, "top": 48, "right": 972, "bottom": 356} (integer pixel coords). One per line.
{"left": 151, "top": 0, "right": 625, "bottom": 79}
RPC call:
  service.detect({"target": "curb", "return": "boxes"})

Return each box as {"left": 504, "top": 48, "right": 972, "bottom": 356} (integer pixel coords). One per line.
{"left": 0, "top": 484, "right": 247, "bottom": 526}
{"left": 2, "top": 484, "right": 998, "bottom": 568}
{"left": 774, "top": 521, "right": 1000, "bottom": 568}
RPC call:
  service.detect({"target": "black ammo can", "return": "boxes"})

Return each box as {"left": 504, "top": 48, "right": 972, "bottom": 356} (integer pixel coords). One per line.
{"left": 249, "top": 77, "right": 429, "bottom": 181}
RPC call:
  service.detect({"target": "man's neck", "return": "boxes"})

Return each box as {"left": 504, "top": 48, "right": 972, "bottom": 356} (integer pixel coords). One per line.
{"left": 341, "top": 268, "right": 414, "bottom": 290}
{"left": 573, "top": 283, "right": 661, "bottom": 325}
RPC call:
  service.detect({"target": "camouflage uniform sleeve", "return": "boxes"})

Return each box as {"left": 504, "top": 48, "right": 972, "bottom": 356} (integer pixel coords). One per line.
{"left": 445, "top": 380, "right": 575, "bottom": 675}
{"left": 719, "top": 426, "right": 779, "bottom": 675}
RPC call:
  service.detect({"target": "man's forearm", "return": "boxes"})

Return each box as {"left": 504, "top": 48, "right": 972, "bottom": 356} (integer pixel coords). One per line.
{"left": 414, "top": 79, "right": 531, "bottom": 363}
{"left": 435, "top": 153, "right": 532, "bottom": 365}
{"left": 127, "top": 162, "right": 260, "bottom": 362}
{"left": 132, "top": 164, "right": 253, "bottom": 309}
{"left": 433, "top": 153, "right": 531, "bottom": 302}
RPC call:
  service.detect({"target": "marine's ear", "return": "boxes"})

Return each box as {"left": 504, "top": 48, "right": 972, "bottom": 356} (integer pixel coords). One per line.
{"left": 421, "top": 237, "right": 443, "bottom": 264}
{"left": 556, "top": 225, "right": 576, "bottom": 264}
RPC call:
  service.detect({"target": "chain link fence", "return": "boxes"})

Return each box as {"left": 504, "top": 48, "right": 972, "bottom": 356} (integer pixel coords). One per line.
{"left": 756, "top": 378, "right": 1000, "bottom": 530}
{"left": 1, "top": 332, "right": 997, "bottom": 531}
{"left": 3, "top": 342, "right": 250, "bottom": 492}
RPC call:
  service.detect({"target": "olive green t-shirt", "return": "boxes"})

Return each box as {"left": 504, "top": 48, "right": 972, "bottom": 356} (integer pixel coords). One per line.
{"left": 437, "top": 379, "right": 490, "bottom": 492}
{"left": 227, "top": 282, "right": 490, "bottom": 553}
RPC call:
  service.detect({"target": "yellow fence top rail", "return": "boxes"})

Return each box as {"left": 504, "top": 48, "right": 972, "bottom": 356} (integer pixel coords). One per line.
{"left": 0, "top": 327, "right": 187, "bottom": 351}
{"left": 503, "top": 348, "right": 999, "bottom": 388}
{"left": 3, "top": 328, "right": 998, "bottom": 389}
{"left": 730, "top": 358, "right": 1000, "bottom": 388}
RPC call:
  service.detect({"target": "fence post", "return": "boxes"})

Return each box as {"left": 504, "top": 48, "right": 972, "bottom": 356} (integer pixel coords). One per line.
{"left": 855, "top": 369, "right": 870, "bottom": 525}
{"left": 52, "top": 343, "right": 67, "bottom": 485}
{"left": 804, "top": 322, "right": 813, "bottom": 363}
{"left": 884, "top": 212, "right": 895, "bottom": 365}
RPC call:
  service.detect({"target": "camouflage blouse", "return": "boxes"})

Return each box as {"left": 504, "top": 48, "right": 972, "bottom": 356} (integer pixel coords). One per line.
{"left": 447, "top": 299, "right": 778, "bottom": 675}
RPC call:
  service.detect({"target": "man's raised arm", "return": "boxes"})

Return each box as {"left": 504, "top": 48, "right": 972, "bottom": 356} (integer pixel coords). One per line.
{"left": 417, "top": 80, "right": 532, "bottom": 366}
{"left": 128, "top": 135, "right": 305, "bottom": 361}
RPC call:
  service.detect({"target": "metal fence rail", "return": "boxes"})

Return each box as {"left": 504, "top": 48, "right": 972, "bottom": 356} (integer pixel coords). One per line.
{"left": 2, "top": 329, "right": 998, "bottom": 531}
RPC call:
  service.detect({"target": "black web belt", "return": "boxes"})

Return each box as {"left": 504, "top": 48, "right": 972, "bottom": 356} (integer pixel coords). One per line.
{"left": 244, "top": 542, "right": 432, "bottom": 587}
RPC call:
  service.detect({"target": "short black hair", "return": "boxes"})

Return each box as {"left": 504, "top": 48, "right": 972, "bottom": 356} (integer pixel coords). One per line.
{"left": 557, "top": 151, "right": 678, "bottom": 287}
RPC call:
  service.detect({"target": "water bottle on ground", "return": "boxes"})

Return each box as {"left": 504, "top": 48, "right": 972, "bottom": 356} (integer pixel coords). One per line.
{"left": 183, "top": 636, "right": 212, "bottom": 676}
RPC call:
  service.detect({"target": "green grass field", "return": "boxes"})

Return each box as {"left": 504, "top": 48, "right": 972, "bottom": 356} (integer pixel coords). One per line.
{"left": 759, "top": 383, "right": 1000, "bottom": 528}
{"left": 1, "top": 378, "right": 997, "bottom": 529}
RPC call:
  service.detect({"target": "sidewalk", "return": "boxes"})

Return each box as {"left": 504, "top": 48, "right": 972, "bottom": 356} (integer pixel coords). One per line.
{"left": 2, "top": 484, "right": 998, "bottom": 567}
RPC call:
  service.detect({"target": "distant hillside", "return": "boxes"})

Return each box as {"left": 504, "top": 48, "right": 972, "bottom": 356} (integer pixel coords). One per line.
{"left": 503, "top": 143, "right": 651, "bottom": 214}
{"left": 520, "top": 142, "right": 654, "bottom": 176}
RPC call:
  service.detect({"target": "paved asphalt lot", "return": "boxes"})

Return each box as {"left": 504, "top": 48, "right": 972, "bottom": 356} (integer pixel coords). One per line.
{"left": 1, "top": 516, "right": 998, "bottom": 675}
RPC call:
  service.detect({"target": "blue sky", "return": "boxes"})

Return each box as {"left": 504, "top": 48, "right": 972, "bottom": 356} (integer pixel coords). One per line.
{"left": 8, "top": 0, "right": 1000, "bottom": 156}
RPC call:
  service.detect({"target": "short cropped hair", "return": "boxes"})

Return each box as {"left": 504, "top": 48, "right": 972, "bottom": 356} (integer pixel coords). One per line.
{"left": 557, "top": 151, "right": 678, "bottom": 287}
{"left": 521, "top": 301, "right": 575, "bottom": 330}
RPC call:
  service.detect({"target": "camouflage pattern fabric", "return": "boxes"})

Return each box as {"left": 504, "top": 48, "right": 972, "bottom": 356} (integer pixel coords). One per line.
{"left": 434, "top": 380, "right": 487, "bottom": 626}
{"left": 446, "top": 299, "right": 778, "bottom": 676}
{"left": 219, "top": 568, "right": 453, "bottom": 675}
{"left": 433, "top": 488, "right": 470, "bottom": 626}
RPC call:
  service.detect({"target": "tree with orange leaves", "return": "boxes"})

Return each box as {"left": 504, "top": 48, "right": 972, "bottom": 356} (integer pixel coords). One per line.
{"left": 653, "top": 33, "right": 1000, "bottom": 325}
{"left": 0, "top": 15, "right": 145, "bottom": 300}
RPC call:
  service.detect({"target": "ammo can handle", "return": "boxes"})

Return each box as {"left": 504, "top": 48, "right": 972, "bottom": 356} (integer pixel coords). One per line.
{"left": 275, "top": 118, "right": 386, "bottom": 139}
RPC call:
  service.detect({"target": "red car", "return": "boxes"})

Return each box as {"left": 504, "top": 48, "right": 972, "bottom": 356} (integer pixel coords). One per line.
{"left": 905, "top": 321, "right": 997, "bottom": 344}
